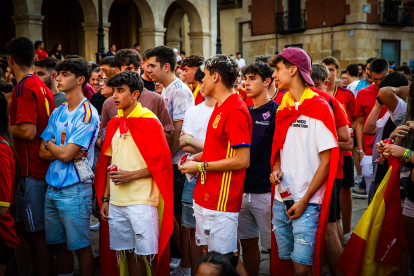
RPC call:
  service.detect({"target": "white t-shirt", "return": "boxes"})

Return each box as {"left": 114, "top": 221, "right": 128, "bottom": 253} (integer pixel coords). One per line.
{"left": 275, "top": 102, "right": 338, "bottom": 204}
{"left": 162, "top": 78, "right": 195, "bottom": 164}
{"left": 235, "top": 58, "right": 246, "bottom": 68}
{"left": 182, "top": 102, "right": 215, "bottom": 141}
{"left": 347, "top": 80, "right": 360, "bottom": 96}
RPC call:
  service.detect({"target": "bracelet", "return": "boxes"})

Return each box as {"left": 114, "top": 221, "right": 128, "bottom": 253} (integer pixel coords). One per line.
{"left": 204, "top": 161, "right": 208, "bottom": 171}
{"left": 102, "top": 197, "right": 110, "bottom": 203}
{"left": 406, "top": 150, "right": 413, "bottom": 163}
{"left": 404, "top": 149, "right": 410, "bottom": 159}
{"left": 198, "top": 162, "right": 207, "bottom": 185}
{"left": 186, "top": 136, "right": 191, "bottom": 145}
{"left": 198, "top": 163, "right": 203, "bottom": 172}
{"left": 44, "top": 140, "right": 49, "bottom": 150}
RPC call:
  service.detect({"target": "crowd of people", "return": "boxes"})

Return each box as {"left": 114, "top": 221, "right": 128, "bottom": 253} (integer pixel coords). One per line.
{"left": 0, "top": 35, "right": 414, "bottom": 276}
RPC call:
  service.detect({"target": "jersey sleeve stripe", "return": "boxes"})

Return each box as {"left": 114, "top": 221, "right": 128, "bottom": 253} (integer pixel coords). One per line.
{"left": 86, "top": 101, "right": 93, "bottom": 123}
{"left": 0, "top": 201, "right": 10, "bottom": 208}
{"left": 231, "top": 143, "right": 251, "bottom": 148}
{"left": 82, "top": 103, "right": 87, "bottom": 122}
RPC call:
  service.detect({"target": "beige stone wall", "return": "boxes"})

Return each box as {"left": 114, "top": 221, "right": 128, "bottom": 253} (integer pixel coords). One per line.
{"left": 242, "top": 23, "right": 414, "bottom": 71}
{"left": 220, "top": 7, "right": 243, "bottom": 56}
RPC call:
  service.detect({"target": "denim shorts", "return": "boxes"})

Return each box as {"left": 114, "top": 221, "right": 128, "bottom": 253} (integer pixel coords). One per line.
{"left": 44, "top": 183, "right": 92, "bottom": 251}
{"left": 181, "top": 176, "right": 197, "bottom": 228}
{"left": 272, "top": 200, "right": 321, "bottom": 266}
{"left": 15, "top": 177, "right": 48, "bottom": 232}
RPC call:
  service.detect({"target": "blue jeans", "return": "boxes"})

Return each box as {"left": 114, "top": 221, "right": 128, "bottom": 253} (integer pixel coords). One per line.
{"left": 272, "top": 200, "right": 321, "bottom": 266}
{"left": 181, "top": 176, "right": 197, "bottom": 228}
{"left": 44, "top": 183, "right": 92, "bottom": 251}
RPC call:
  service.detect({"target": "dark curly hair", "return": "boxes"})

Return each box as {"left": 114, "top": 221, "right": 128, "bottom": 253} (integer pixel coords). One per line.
{"left": 181, "top": 54, "right": 205, "bottom": 69}
{"left": 114, "top": 49, "right": 141, "bottom": 70}
{"left": 194, "top": 68, "right": 205, "bottom": 82}
{"left": 107, "top": 71, "right": 143, "bottom": 94}
{"left": 34, "top": 57, "right": 59, "bottom": 73}
{"left": 204, "top": 54, "right": 239, "bottom": 89}
{"left": 99, "top": 56, "right": 115, "bottom": 67}
{"left": 55, "top": 58, "right": 91, "bottom": 88}
{"left": 197, "top": 252, "right": 239, "bottom": 276}
{"left": 242, "top": 62, "right": 273, "bottom": 83}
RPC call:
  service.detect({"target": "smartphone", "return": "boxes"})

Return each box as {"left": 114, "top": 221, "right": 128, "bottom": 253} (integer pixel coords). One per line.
{"left": 180, "top": 154, "right": 188, "bottom": 164}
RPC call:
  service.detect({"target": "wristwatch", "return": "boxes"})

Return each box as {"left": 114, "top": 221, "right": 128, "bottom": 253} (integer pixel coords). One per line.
{"left": 357, "top": 150, "right": 364, "bottom": 154}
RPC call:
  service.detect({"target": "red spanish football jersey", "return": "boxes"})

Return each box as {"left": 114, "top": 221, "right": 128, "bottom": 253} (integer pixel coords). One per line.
{"left": 193, "top": 94, "right": 252, "bottom": 212}
{"left": 9, "top": 74, "right": 56, "bottom": 179}
{"left": 271, "top": 88, "right": 287, "bottom": 104}
{"left": 0, "top": 136, "right": 19, "bottom": 248}
{"left": 334, "top": 85, "right": 356, "bottom": 157}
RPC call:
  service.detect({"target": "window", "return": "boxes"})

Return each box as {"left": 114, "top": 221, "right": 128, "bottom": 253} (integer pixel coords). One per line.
{"left": 382, "top": 40, "right": 401, "bottom": 66}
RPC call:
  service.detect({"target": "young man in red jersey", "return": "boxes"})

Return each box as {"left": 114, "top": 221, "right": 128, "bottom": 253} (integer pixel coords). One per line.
{"left": 7, "top": 37, "right": 55, "bottom": 276}
{"left": 355, "top": 58, "right": 389, "bottom": 200}
{"left": 268, "top": 48, "right": 339, "bottom": 276}
{"left": 182, "top": 54, "right": 205, "bottom": 105}
{"left": 322, "top": 56, "right": 356, "bottom": 243}
{"left": 178, "top": 54, "right": 252, "bottom": 276}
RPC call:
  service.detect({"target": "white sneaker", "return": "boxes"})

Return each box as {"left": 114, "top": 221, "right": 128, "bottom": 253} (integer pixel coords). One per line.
{"left": 170, "top": 258, "right": 181, "bottom": 270}
{"left": 90, "top": 222, "right": 100, "bottom": 231}
{"left": 343, "top": 233, "right": 351, "bottom": 245}
{"left": 170, "top": 266, "right": 190, "bottom": 276}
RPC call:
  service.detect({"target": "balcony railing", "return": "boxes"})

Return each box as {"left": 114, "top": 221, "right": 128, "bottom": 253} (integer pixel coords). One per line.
{"left": 379, "top": 1, "right": 414, "bottom": 26}
{"left": 275, "top": 9, "right": 306, "bottom": 34}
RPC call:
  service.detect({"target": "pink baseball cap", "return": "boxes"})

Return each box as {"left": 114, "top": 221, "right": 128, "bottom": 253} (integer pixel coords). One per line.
{"left": 279, "top": 47, "right": 314, "bottom": 86}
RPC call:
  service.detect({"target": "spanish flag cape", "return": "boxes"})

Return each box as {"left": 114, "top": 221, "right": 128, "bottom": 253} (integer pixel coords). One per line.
{"left": 337, "top": 157, "right": 407, "bottom": 276}
{"left": 270, "top": 87, "right": 339, "bottom": 276}
{"left": 191, "top": 83, "right": 204, "bottom": 105}
{"left": 95, "top": 103, "right": 173, "bottom": 276}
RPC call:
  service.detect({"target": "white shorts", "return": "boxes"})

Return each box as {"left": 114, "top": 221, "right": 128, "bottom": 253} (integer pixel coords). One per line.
{"left": 193, "top": 201, "right": 239, "bottom": 254}
{"left": 237, "top": 193, "right": 272, "bottom": 249}
{"left": 360, "top": 155, "right": 373, "bottom": 193}
{"left": 403, "top": 198, "right": 414, "bottom": 218}
{"left": 108, "top": 204, "right": 159, "bottom": 256}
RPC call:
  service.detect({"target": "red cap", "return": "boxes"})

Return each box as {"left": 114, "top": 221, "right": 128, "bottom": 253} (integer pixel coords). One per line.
{"left": 279, "top": 47, "right": 314, "bottom": 86}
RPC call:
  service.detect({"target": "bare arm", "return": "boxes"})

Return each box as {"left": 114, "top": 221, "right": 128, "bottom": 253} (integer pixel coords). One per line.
{"left": 170, "top": 120, "right": 183, "bottom": 156}
{"left": 287, "top": 149, "right": 331, "bottom": 219}
{"left": 35, "top": 54, "right": 39, "bottom": 61}
{"left": 108, "top": 168, "right": 152, "bottom": 185}
{"left": 363, "top": 101, "right": 382, "bottom": 135}
{"left": 46, "top": 140, "right": 82, "bottom": 163}
{"left": 178, "top": 147, "right": 250, "bottom": 174}
{"left": 339, "top": 132, "right": 354, "bottom": 151}
{"left": 337, "top": 124, "right": 350, "bottom": 143}
{"left": 10, "top": 123, "right": 36, "bottom": 140}
{"left": 165, "top": 132, "right": 172, "bottom": 146}
{"left": 356, "top": 116, "right": 365, "bottom": 160}
{"left": 39, "top": 139, "right": 57, "bottom": 161}
{"left": 378, "top": 86, "right": 408, "bottom": 112}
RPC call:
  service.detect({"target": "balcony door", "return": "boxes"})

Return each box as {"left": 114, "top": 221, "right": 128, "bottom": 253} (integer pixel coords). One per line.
{"left": 288, "top": 0, "right": 302, "bottom": 30}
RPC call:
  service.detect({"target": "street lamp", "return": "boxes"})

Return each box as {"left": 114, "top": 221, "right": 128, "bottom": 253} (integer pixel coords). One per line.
{"left": 216, "top": 0, "right": 222, "bottom": 54}
{"left": 96, "top": 0, "right": 106, "bottom": 63}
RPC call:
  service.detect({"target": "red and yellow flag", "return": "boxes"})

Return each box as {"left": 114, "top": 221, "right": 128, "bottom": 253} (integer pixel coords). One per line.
{"left": 337, "top": 157, "right": 407, "bottom": 276}
{"left": 95, "top": 103, "right": 174, "bottom": 276}
{"left": 192, "top": 84, "right": 204, "bottom": 106}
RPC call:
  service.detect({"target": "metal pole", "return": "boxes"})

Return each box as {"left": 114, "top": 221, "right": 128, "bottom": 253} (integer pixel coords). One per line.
{"left": 275, "top": 0, "right": 278, "bottom": 55}
{"left": 216, "top": 0, "right": 222, "bottom": 54}
{"left": 96, "top": 0, "right": 106, "bottom": 63}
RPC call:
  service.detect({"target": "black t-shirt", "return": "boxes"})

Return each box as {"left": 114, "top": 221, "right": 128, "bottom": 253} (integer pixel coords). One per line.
{"left": 142, "top": 77, "right": 156, "bottom": 92}
{"left": 244, "top": 100, "right": 279, "bottom": 193}
{"left": 90, "top": 92, "right": 107, "bottom": 116}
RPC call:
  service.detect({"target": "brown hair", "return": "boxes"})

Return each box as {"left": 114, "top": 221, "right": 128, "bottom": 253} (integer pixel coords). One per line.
{"left": 181, "top": 54, "right": 205, "bottom": 68}
{"left": 101, "top": 67, "right": 117, "bottom": 80}
{"left": 268, "top": 55, "right": 293, "bottom": 69}
{"left": 321, "top": 56, "right": 340, "bottom": 70}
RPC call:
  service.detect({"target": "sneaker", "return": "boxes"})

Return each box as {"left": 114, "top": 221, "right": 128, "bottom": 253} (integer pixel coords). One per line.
{"left": 352, "top": 187, "right": 368, "bottom": 198}
{"left": 343, "top": 233, "right": 351, "bottom": 246}
{"left": 90, "top": 222, "right": 100, "bottom": 231}
{"left": 170, "top": 258, "right": 181, "bottom": 270}
{"left": 170, "top": 266, "right": 191, "bottom": 276}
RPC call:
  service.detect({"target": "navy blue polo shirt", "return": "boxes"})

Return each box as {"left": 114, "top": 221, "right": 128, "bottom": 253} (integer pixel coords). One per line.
{"left": 244, "top": 100, "right": 279, "bottom": 193}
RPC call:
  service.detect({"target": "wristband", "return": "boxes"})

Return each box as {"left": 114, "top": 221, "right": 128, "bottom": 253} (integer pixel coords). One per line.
{"left": 44, "top": 140, "right": 49, "bottom": 150}
{"left": 404, "top": 149, "right": 410, "bottom": 159}
{"left": 405, "top": 150, "right": 413, "bottom": 163}
{"left": 198, "top": 163, "right": 203, "bottom": 172}
{"left": 186, "top": 136, "right": 191, "bottom": 145}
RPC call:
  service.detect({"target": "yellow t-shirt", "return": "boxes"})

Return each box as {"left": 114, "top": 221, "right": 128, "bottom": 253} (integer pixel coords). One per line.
{"left": 105, "top": 129, "right": 160, "bottom": 207}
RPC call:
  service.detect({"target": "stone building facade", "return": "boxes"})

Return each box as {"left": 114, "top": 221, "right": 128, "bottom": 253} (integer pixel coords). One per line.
{"left": 240, "top": 0, "right": 414, "bottom": 69}
{"left": 1, "top": 0, "right": 218, "bottom": 62}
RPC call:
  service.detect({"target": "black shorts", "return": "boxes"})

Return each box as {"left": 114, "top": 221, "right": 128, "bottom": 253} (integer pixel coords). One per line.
{"left": 328, "top": 179, "right": 343, "bottom": 222}
{"left": 342, "top": 155, "right": 355, "bottom": 188}
{"left": 0, "top": 238, "right": 14, "bottom": 265}
{"left": 173, "top": 164, "right": 186, "bottom": 216}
